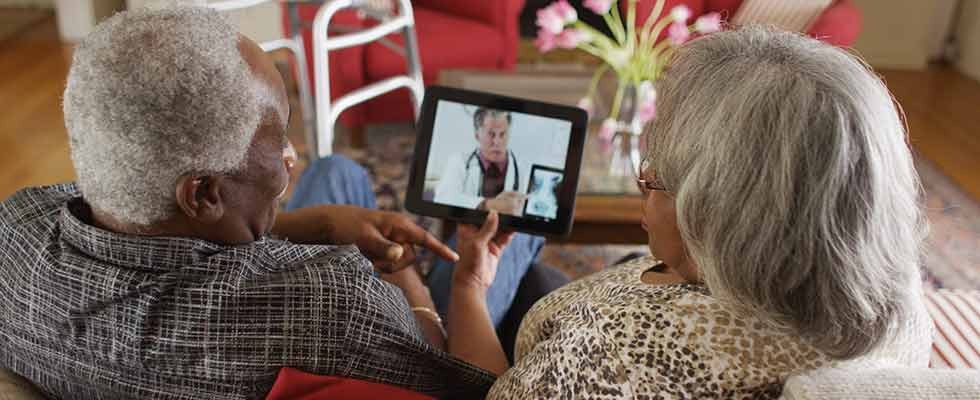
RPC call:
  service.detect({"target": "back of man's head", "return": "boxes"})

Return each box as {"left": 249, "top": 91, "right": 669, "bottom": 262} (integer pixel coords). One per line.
{"left": 64, "top": 6, "right": 261, "bottom": 226}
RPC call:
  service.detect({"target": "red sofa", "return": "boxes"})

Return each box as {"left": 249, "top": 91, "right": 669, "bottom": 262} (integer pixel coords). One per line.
{"left": 631, "top": 0, "right": 861, "bottom": 46}
{"left": 285, "top": 0, "right": 525, "bottom": 130}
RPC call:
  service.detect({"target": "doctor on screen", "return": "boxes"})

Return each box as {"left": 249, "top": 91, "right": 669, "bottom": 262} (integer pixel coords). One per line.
{"left": 433, "top": 107, "right": 529, "bottom": 216}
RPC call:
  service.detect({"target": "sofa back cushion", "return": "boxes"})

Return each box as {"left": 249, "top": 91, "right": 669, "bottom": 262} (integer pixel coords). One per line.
{"left": 411, "top": 0, "right": 519, "bottom": 27}
{"left": 706, "top": 0, "right": 745, "bottom": 15}
{"left": 731, "top": 0, "right": 832, "bottom": 32}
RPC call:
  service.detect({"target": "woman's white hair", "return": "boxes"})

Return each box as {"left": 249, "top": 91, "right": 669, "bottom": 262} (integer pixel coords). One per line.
{"left": 64, "top": 6, "right": 263, "bottom": 225}
{"left": 647, "top": 26, "right": 926, "bottom": 359}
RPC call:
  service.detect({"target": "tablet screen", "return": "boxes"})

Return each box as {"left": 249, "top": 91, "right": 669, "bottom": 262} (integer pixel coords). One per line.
{"left": 422, "top": 100, "right": 572, "bottom": 219}
{"left": 406, "top": 86, "right": 588, "bottom": 237}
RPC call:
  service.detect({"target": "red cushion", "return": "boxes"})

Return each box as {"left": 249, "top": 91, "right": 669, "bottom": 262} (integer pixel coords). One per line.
{"left": 364, "top": 8, "right": 505, "bottom": 84}
{"left": 806, "top": 0, "right": 861, "bottom": 47}
{"left": 633, "top": 0, "right": 706, "bottom": 27}
{"left": 411, "top": 0, "right": 512, "bottom": 27}
{"left": 264, "top": 368, "right": 434, "bottom": 400}
{"left": 705, "top": 0, "right": 745, "bottom": 16}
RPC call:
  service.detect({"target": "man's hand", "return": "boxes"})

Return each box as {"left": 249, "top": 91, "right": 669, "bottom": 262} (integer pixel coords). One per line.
{"left": 272, "top": 205, "right": 458, "bottom": 272}
{"left": 452, "top": 211, "right": 515, "bottom": 293}
{"left": 481, "top": 191, "right": 527, "bottom": 216}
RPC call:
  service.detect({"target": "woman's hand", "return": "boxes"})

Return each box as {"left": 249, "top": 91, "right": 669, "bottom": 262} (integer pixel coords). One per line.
{"left": 453, "top": 211, "right": 515, "bottom": 294}
{"left": 447, "top": 211, "right": 514, "bottom": 375}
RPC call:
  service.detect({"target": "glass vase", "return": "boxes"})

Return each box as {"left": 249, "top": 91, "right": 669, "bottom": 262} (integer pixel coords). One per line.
{"left": 606, "top": 83, "right": 643, "bottom": 181}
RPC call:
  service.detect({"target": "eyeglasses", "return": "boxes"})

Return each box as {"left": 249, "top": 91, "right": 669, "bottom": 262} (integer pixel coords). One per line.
{"left": 635, "top": 157, "right": 667, "bottom": 194}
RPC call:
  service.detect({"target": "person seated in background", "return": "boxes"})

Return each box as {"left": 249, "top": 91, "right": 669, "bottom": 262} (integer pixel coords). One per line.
{"left": 448, "top": 26, "right": 933, "bottom": 399}
{"left": 0, "top": 6, "right": 548, "bottom": 399}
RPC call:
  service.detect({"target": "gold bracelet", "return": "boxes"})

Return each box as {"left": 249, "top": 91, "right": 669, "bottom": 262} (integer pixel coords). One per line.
{"left": 411, "top": 306, "right": 447, "bottom": 339}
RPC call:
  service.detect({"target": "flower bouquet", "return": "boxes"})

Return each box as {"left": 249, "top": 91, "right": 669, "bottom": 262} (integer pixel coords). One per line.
{"left": 534, "top": 0, "right": 720, "bottom": 181}
{"left": 535, "top": 0, "right": 721, "bottom": 139}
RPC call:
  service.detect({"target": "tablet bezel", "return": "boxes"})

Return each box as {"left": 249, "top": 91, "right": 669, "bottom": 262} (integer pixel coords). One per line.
{"left": 405, "top": 86, "right": 588, "bottom": 237}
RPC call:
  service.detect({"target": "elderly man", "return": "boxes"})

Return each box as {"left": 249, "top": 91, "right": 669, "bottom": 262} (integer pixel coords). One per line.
{"left": 0, "top": 6, "right": 545, "bottom": 399}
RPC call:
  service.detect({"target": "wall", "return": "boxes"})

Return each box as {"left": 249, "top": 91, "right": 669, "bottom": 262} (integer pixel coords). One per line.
{"left": 54, "top": 0, "right": 125, "bottom": 41}
{"left": 957, "top": 0, "right": 980, "bottom": 81}
{"left": 929, "top": 0, "right": 960, "bottom": 60}
{"left": 850, "top": 0, "right": 937, "bottom": 69}
{"left": 126, "top": 0, "right": 283, "bottom": 42}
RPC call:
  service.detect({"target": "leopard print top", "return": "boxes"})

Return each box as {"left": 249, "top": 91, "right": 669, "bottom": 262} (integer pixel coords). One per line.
{"left": 488, "top": 257, "right": 931, "bottom": 399}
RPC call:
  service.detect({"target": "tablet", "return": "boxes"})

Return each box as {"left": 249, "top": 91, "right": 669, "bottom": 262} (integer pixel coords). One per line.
{"left": 406, "top": 86, "right": 588, "bottom": 236}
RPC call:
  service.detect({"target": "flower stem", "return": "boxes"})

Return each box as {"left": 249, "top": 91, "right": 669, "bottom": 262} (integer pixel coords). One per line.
{"left": 575, "top": 21, "right": 618, "bottom": 51}
{"left": 609, "top": 1, "right": 627, "bottom": 44}
{"left": 609, "top": 79, "right": 625, "bottom": 124}
{"left": 653, "top": 47, "right": 676, "bottom": 76}
{"left": 642, "top": 15, "right": 674, "bottom": 49}
{"left": 640, "top": 0, "right": 665, "bottom": 42}
{"left": 627, "top": 0, "right": 637, "bottom": 50}
{"left": 603, "top": 13, "right": 626, "bottom": 45}
{"left": 588, "top": 63, "right": 610, "bottom": 96}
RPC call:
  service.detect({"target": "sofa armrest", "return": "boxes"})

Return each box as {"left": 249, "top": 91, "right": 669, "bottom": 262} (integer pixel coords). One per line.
{"left": 806, "top": 0, "right": 861, "bottom": 47}
{"left": 781, "top": 366, "right": 980, "bottom": 400}
{"left": 412, "top": 0, "right": 526, "bottom": 68}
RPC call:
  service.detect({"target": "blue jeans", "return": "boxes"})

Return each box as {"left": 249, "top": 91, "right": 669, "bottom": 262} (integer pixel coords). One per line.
{"left": 286, "top": 155, "right": 545, "bottom": 327}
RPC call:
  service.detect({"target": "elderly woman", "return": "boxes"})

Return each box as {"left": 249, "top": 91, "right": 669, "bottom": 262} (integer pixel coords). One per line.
{"left": 448, "top": 26, "right": 932, "bottom": 398}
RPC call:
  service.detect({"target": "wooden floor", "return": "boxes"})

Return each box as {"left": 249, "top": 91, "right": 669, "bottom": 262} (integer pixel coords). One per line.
{"left": 0, "top": 18, "right": 75, "bottom": 198}
{"left": 0, "top": 17, "right": 978, "bottom": 201}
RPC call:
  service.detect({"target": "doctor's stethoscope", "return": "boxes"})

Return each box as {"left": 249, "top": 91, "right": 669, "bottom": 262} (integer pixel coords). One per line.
{"left": 464, "top": 149, "right": 520, "bottom": 197}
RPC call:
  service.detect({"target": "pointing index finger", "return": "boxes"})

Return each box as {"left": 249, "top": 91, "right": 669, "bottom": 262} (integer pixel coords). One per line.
{"left": 417, "top": 229, "right": 459, "bottom": 263}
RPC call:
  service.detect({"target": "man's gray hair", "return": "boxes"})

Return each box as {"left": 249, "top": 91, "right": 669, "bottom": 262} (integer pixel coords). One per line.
{"left": 64, "top": 6, "right": 263, "bottom": 225}
{"left": 473, "top": 107, "right": 511, "bottom": 131}
{"left": 646, "top": 26, "right": 926, "bottom": 359}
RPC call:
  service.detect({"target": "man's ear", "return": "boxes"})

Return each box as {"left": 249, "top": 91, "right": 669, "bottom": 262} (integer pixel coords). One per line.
{"left": 174, "top": 175, "right": 226, "bottom": 223}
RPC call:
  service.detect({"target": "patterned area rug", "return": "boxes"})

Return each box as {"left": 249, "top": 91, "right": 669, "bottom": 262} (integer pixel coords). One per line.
{"left": 291, "top": 123, "right": 978, "bottom": 290}
{"left": 917, "top": 157, "right": 980, "bottom": 290}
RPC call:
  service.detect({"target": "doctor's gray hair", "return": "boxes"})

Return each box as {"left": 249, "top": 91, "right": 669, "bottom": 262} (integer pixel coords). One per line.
{"left": 473, "top": 107, "right": 512, "bottom": 131}
{"left": 645, "top": 26, "right": 926, "bottom": 359}
{"left": 64, "top": 7, "right": 265, "bottom": 225}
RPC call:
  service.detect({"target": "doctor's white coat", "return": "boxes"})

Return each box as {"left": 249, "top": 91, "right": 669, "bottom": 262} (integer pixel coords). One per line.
{"left": 432, "top": 150, "right": 530, "bottom": 210}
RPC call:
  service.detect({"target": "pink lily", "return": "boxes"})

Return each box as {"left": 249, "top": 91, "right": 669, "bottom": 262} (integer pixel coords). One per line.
{"left": 670, "top": 5, "right": 692, "bottom": 23}
{"left": 667, "top": 22, "right": 691, "bottom": 45}
{"left": 583, "top": 0, "right": 613, "bottom": 14}
{"left": 536, "top": 7, "right": 564, "bottom": 35}
{"left": 637, "top": 102, "right": 657, "bottom": 124}
{"left": 695, "top": 12, "right": 722, "bottom": 34}
{"left": 552, "top": 0, "right": 578, "bottom": 24}
{"left": 599, "top": 118, "right": 617, "bottom": 140}
{"left": 556, "top": 28, "right": 588, "bottom": 49}
{"left": 535, "top": 28, "right": 558, "bottom": 52}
